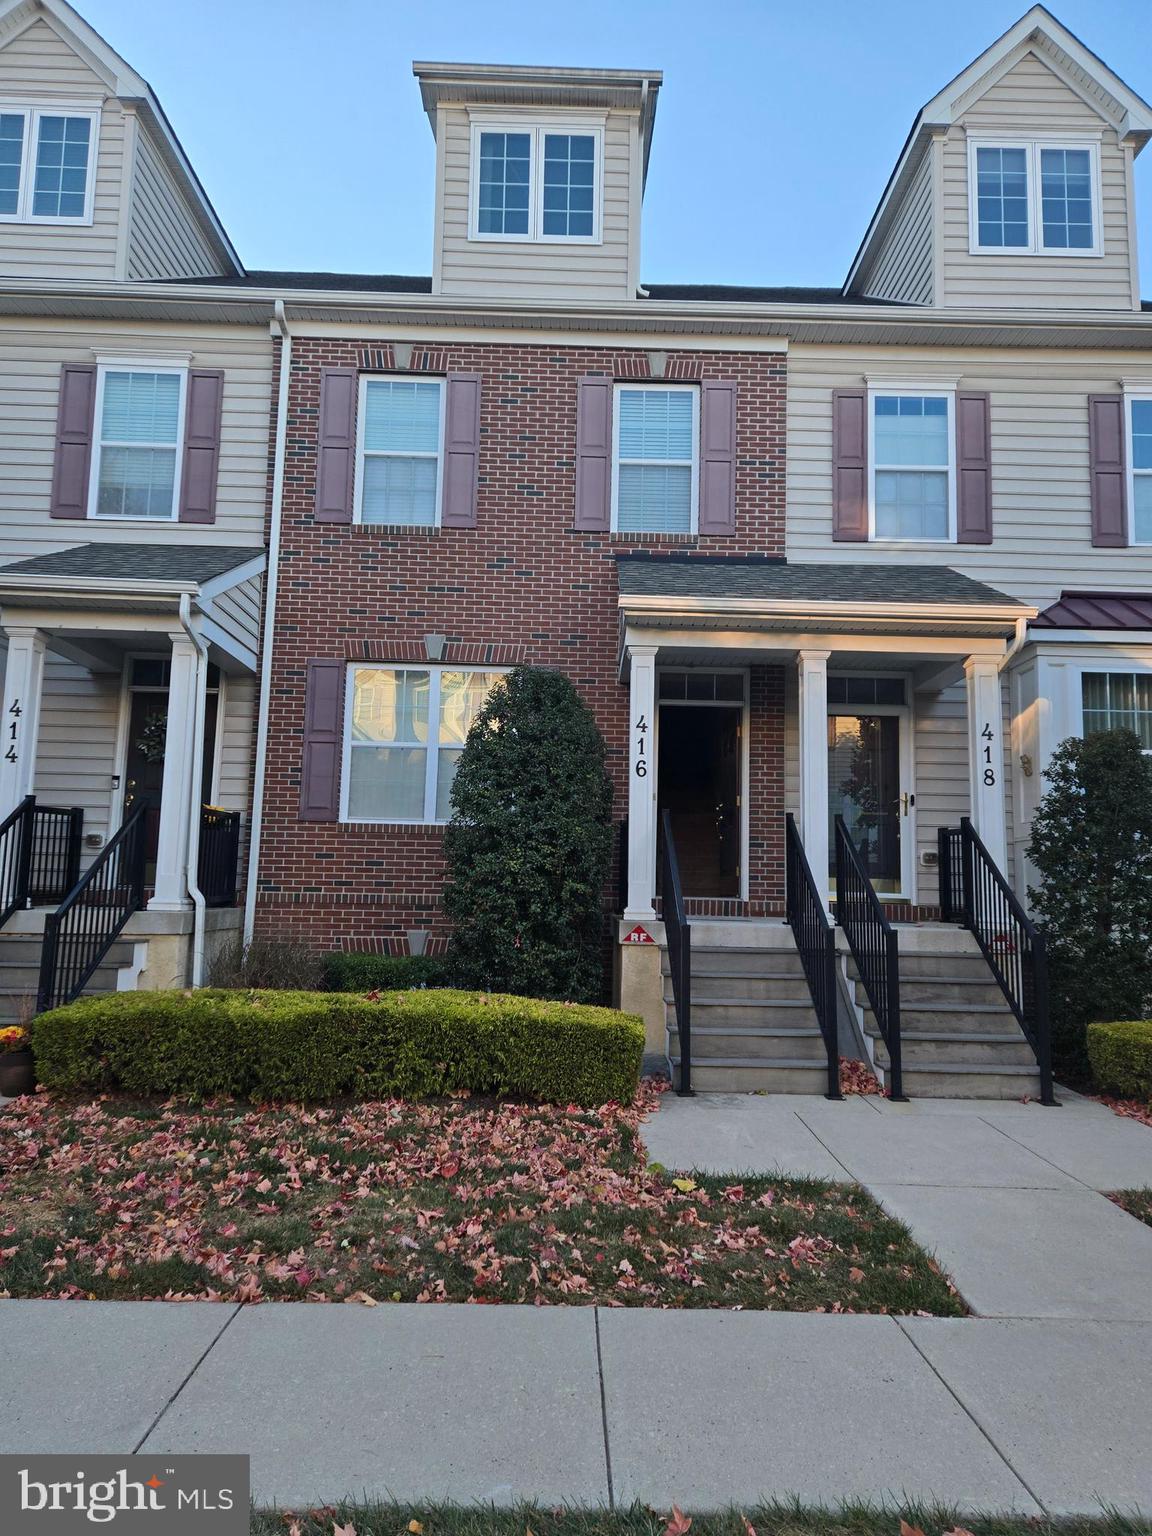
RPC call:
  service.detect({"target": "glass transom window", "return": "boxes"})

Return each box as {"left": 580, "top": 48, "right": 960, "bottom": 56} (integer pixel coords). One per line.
{"left": 970, "top": 140, "right": 1098, "bottom": 255}
{"left": 93, "top": 368, "right": 184, "bottom": 520}
{"left": 614, "top": 386, "right": 698, "bottom": 534}
{"left": 0, "top": 106, "right": 95, "bottom": 222}
{"left": 1083, "top": 672, "right": 1152, "bottom": 751}
{"left": 358, "top": 377, "right": 443, "bottom": 526}
{"left": 1131, "top": 399, "right": 1152, "bottom": 545}
{"left": 872, "top": 394, "right": 951, "bottom": 541}
{"left": 471, "top": 122, "right": 601, "bottom": 243}
{"left": 344, "top": 666, "right": 504, "bottom": 822}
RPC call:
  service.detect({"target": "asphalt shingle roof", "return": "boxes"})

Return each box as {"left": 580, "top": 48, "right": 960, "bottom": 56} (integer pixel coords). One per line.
{"left": 615, "top": 555, "right": 1023, "bottom": 607}
{"left": 0, "top": 544, "right": 262, "bottom": 583}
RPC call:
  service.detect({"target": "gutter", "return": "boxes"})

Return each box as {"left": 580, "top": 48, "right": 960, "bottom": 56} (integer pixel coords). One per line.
{"left": 178, "top": 593, "right": 209, "bottom": 987}
{"left": 243, "top": 300, "right": 292, "bottom": 945}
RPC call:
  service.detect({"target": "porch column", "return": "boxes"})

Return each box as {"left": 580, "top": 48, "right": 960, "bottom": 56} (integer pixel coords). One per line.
{"left": 0, "top": 626, "right": 47, "bottom": 818}
{"left": 625, "top": 645, "right": 658, "bottom": 918}
{"left": 797, "top": 648, "right": 831, "bottom": 905}
{"left": 149, "top": 634, "right": 199, "bottom": 911}
{"left": 964, "top": 656, "right": 1008, "bottom": 871}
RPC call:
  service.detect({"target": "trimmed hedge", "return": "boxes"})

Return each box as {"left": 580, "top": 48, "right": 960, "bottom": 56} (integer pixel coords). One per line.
{"left": 30, "top": 988, "right": 644, "bottom": 1107}
{"left": 1087, "top": 1019, "right": 1152, "bottom": 1101}
{"left": 322, "top": 952, "right": 448, "bottom": 993}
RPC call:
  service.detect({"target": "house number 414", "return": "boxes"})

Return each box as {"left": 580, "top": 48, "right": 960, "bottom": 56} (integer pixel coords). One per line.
{"left": 5, "top": 697, "right": 20, "bottom": 764}
{"left": 633, "top": 714, "right": 648, "bottom": 777}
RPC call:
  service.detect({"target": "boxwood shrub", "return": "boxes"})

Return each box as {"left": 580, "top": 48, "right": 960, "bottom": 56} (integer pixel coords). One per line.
{"left": 30, "top": 988, "right": 644, "bottom": 1107}
{"left": 322, "top": 952, "right": 448, "bottom": 992}
{"left": 1087, "top": 1019, "right": 1152, "bottom": 1101}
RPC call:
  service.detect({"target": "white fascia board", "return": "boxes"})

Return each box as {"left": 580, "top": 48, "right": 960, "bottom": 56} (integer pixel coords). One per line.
{"left": 0, "top": 573, "right": 198, "bottom": 599}
{"left": 617, "top": 593, "right": 1037, "bottom": 625}
{"left": 1026, "top": 627, "right": 1152, "bottom": 645}
{"left": 195, "top": 553, "right": 267, "bottom": 603}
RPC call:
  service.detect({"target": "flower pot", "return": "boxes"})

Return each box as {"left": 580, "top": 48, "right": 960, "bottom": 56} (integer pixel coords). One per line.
{"left": 0, "top": 1047, "right": 34, "bottom": 1097}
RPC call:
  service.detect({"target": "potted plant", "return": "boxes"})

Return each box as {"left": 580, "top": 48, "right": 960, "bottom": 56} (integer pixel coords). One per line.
{"left": 0, "top": 1024, "right": 34, "bottom": 1096}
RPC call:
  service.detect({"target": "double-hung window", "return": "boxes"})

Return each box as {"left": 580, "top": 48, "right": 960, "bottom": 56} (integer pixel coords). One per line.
{"left": 0, "top": 105, "right": 97, "bottom": 223}
{"left": 1082, "top": 672, "right": 1152, "bottom": 750}
{"left": 343, "top": 665, "right": 505, "bottom": 823}
{"left": 90, "top": 364, "right": 186, "bottom": 521}
{"left": 870, "top": 392, "right": 954, "bottom": 541}
{"left": 471, "top": 121, "right": 601, "bottom": 243}
{"left": 356, "top": 376, "right": 444, "bottom": 526}
{"left": 970, "top": 138, "right": 1100, "bottom": 255}
{"left": 1130, "top": 397, "right": 1152, "bottom": 545}
{"left": 612, "top": 384, "right": 699, "bottom": 534}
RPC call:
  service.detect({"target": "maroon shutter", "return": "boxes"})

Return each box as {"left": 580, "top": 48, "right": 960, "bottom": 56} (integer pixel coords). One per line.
{"left": 956, "top": 391, "right": 992, "bottom": 545}
{"left": 299, "top": 659, "right": 345, "bottom": 822}
{"left": 698, "top": 379, "right": 737, "bottom": 535}
{"left": 574, "top": 376, "right": 612, "bottom": 530}
{"left": 441, "top": 372, "right": 481, "bottom": 528}
{"left": 832, "top": 388, "right": 868, "bottom": 541}
{"left": 178, "top": 368, "right": 224, "bottom": 524}
{"left": 315, "top": 367, "right": 357, "bottom": 523}
{"left": 1089, "top": 394, "right": 1128, "bottom": 548}
{"left": 49, "top": 362, "right": 97, "bottom": 519}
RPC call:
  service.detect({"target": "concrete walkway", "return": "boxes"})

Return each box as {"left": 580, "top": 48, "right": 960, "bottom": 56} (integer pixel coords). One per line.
{"left": 3, "top": 1298, "right": 1151, "bottom": 1516}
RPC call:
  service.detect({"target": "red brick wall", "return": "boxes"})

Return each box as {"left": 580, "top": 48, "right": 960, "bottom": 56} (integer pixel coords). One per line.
{"left": 254, "top": 336, "right": 788, "bottom": 952}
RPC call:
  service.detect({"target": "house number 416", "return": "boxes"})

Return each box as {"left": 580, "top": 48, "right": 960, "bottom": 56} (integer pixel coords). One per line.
{"left": 633, "top": 714, "right": 648, "bottom": 777}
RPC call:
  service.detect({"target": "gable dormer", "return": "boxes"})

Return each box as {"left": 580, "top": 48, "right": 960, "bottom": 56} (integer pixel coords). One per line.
{"left": 413, "top": 62, "right": 660, "bottom": 302}
{"left": 845, "top": 6, "right": 1152, "bottom": 311}
{"left": 0, "top": 0, "right": 239, "bottom": 281}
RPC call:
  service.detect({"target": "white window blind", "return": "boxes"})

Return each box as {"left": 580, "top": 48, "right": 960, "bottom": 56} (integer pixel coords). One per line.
{"left": 614, "top": 387, "right": 697, "bottom": 534}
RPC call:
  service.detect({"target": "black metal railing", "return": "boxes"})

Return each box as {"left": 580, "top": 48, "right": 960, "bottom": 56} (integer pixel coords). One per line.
{"left": 37, "top": 803, "right": 148, "bottom": 1013}
{"left": 944, "top": 817, "right": 1055, "bottom": 1106}
{"left": 0, "top": 797, "right": 83, "bottom": 930}
{"left": 937, "top": 826, "right": 966, "bottom": 923}
{"left": 785, "top": 814, "right": 841, "bottom": 1100}
{"left": 616, "top": 815, "right": 629, "bottom": 914}
{"left": 834, "top": 815, "right": 905, "bottom": 1101}
{"left": 198, "top": 806, "right": 242, "bottom": 908}
{"left": 659, "top": 809, "right": 693, "bottom": 1096}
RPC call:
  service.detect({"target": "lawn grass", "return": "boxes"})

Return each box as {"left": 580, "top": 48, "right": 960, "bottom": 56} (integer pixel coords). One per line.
{"left": 0, "top": 1083, "right": 961, "bottom": 1312}
{"left": 249, "top": 1502, "right": 1152, "bottom": 1536}
{"left": 1108, "top": 1187, "right": 1152, "bottom": 1227}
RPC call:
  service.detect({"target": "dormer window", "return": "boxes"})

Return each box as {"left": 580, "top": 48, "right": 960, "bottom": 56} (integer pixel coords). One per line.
{"left": 0, "top": 105, "right": 98, "bottom": 224}
{"left": 469, "top": 120, "right": 602, "bottom": 243}
{"left": 968, "top": 137, "right": 1101, "bottom": 256}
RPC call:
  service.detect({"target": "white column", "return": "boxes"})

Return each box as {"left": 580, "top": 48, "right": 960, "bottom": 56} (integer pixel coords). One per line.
{"left": 797, "top": 648, "right": 831, "bottom": 905}
{"left": 0, "top": 626, "right": 46, "bottom": 818}
{"left": 625, "top": 645, "right": 658, "bottom": 919}
{"left": 149, "top": 634, "right": 200, "bottom": 911}
{"left": 965, "top": 655, "right": 1008, "bottom": 870}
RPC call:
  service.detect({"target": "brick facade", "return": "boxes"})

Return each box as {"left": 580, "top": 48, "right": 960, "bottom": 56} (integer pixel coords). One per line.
{"left": 254, "top": 335, "right": 788, "bottom": 952}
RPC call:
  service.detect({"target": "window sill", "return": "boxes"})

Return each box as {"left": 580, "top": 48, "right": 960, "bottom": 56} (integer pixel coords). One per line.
{"left": 338, "top": 819, "right": 447, "bottom": 832}
{"left": 967, "top": 245, "right": 1104, "bottom": 259}
{"left": 351, "top": 523, "right": 441, "bottom": 536}
{"left": 599, "top": 531, "right": 699, "bottom": 544}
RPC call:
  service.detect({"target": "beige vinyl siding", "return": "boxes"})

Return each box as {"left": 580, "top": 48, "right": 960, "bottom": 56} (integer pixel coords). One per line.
{"left": 127, "top": 122, "right": 225, "bottom": 280}
{"left": 0, "top": 319, "right": 271, "bottom": 565}
{"left": 786, "top": 342, "right": 1152, "bottom": 612}
{"left": 940, "top": 52, "right": 1136, "bottom": 310}
{"left": 216, "top": 671, "right": 254, "bottom": 816}
{"left": 436, "top": 106, "right": 635, "bottom": 299}
{"left": 32, "top": 657, "right": 121, "bottom": 860}
{"left": 858, "top": 145, "right": 934, "bottom": 305}
{"left": 0, "top": 18, "right": 125, "bottom": 280}
{"left": 210, "top": 575, "right": 262, "bottom": 657}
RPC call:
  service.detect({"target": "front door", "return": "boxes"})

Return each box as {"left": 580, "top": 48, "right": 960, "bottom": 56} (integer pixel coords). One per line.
{"left": 123, "top": 691, "right": 168, "bottom": 866}
{"left": 657, "top": 704, "right": 742, "bottom": 898}
{"left": 827, "top": 709, "right": 912, "bottom": 896}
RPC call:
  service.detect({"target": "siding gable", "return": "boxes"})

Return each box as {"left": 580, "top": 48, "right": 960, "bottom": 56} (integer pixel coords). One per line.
{"left": 127, "top": 121, "right": 229, "bottom": 280}
{"left": 856, "top": 144, "right": 934, "bottom": 305}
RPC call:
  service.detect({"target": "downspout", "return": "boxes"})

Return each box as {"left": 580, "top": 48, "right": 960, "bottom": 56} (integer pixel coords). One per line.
{"left": 998, "top": 614, "right": 1029, "bottom": 673}
{"left": 635, "top": 78, "right": 650, "bottom": 298}
{"left": 179, "top": 592, "right": 209, "bottom": 986}
{"left": 243, "top": 300, "right": 292, "bottom": 944}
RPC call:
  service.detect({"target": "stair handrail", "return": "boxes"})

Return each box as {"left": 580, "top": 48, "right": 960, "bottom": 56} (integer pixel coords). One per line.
{"left": 36, "top": 802, "right": 148, "bottom": 1013}
{"left": 834, "top": 815, "right": 905, "bottom": 1101}
{"left": 659, "top": 809, "right": 693, "bottom": 1097}
{"left": 0, "top": 795, "right": 36, "bottom": 930}
{"left": 784, "top": 814, "right": 841, "bottom": 1099}
{"left": 947, "top": 817, "right": 1055, "bottom": 1106}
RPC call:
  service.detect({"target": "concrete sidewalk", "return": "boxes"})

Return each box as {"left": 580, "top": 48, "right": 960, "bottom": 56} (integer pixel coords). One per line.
{"left": 643, "top": 1090, "right": 1152, "bottom": 1321}
{"left": 3, "top": 1299, "right": 1151, "bottom": 1516}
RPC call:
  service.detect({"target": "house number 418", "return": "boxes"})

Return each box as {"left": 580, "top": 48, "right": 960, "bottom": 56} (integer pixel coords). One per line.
{"left": 981, "top": 721, "right": 996, "bottom": 787}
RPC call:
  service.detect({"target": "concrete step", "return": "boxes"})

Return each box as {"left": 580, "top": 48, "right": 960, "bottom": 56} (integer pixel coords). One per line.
{"left": 663, "top": 971, "right": 815, "bottom": 1001}
{"left": 891, "top": 1062, "right": 1044, "bottom": 1100}
{"left": 670, "top": 1056, "right": 832, "bottom": 1094}
{"left": 675, "top": 946, "right": 805, "bottom": 976}
{"left": 669, "top": 1026, "right": 828, "bottom": 1062}
{"left": 872, "top": 1032, "right": 1038, "bottom": 1069}
{"left": 856, "top": 995, "right": 1018, "bottom": 1032}
{"left": 671, "top": 998, "right": 821, "bottom": 1030}
{"left": 0, "top": 936, "right": 135, "bottom": 968}
{"left": 889, "top": 952, "right": 998, "bottom": 980}
{"left": 897, "top": 977, "right": 1009, "bottom": 1007}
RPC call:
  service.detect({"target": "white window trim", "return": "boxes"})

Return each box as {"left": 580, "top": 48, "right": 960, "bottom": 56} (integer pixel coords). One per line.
{"left": 468, "top": 118, "right": 603, "bottom": 245}
{"left": 88, "top": 361, "right": 187, "bottom": 524}
{"left": 352, "top": 373, "right": 446, "bottom": 529}
{"left": 0, "top": 102, "right": 100, "bottom": 225}
{"left": 1075, "top": 663, "right": 1152, "bottom": 754}
{"left": 866, "top": 386, "right": 956, "bottom": 545}
{"left": 340, "top": 663, "right": 509, "bottom": 825}
{"left": 966, "top": 134, "right": 1103, "bottom": 258}
{"left": 610, "top": 381, "right": 700, "bottom": 536}
{"left": 1124, "top": 389, "right": 1152, "bottom": 546}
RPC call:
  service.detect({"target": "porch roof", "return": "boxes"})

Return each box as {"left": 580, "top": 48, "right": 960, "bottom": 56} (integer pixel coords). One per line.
{"left": 0, "top": 544, "right": 262, "bottom": 586}
{"left": 1031, "top": 590, "right": 1152, "bottom": 630}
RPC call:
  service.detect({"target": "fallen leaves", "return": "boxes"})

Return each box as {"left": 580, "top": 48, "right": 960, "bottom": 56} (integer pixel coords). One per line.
{"left": 663, "top": 1506, "right": 692, "bottom": 1535}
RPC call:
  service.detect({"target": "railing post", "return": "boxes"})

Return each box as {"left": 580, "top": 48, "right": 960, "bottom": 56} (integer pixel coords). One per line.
{"left": 15, "top": 794, "right": 35, "bottom": 911}
{"left": 885, "top": 926, "right": 906, "bottom": 1101}
{"left": 937, "top": 826, "right": 952, "bottom": 923}
{"left": 824, "top": 926, "right": 840, "bottom": 1100}
{"left": 1033, "top": 932, "right": 1055, "bottom": 1107}
{"left": 959, "top": 816, "right": 976, "bottom": 929}
{"left": 36, "top": 910, "right": 59, "bottom": 1013}
{"left": 131, "top": 811, "right": 147, "bottom": 911}
{"left": 64, "top": 807, "right": 83, "bottom": 894}
{"left": 678, "top": 919, "right": 693, "bottom": 1097}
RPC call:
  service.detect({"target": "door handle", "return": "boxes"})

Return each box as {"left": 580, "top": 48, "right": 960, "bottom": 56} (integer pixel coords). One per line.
{"left": 900, "top": 792, "right": 915, "bottom": 815}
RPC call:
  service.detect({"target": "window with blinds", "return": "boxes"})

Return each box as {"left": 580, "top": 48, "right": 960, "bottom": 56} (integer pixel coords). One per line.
{"left": 612, "top": 385, "right": 698, "bottom": 534}
{"left": 93, "top": 367, "right": 185, "bottom": 520}
{"left": 357, "top": 377, "right": 444, "bottom": 526}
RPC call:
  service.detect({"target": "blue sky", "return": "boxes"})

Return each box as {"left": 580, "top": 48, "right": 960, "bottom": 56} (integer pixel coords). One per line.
{"left": 79, "top": 0, "right": 1152, "bottom": 292}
